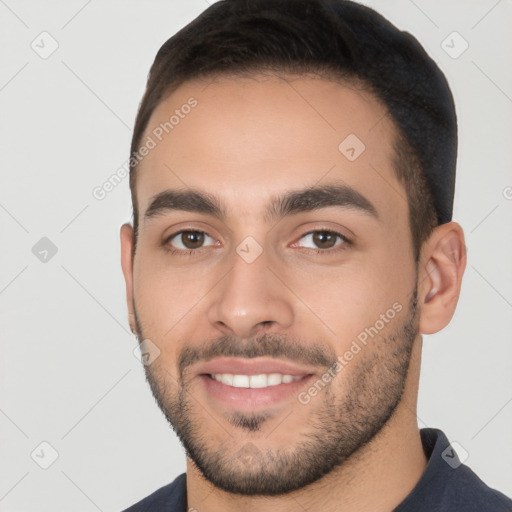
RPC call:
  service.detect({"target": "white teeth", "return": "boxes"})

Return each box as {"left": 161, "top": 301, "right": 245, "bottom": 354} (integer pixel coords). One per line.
{"left": 232, "top": 375, "right": 250, "bottom": 388}
{"left": 211, "top": 373, "right": 303, "bottom": 388}
{"left": 267, "top": 373, "right": 283, "bottom": 386}
{"left": 249, "top": 374, "right": 268, "bottom": 388}
{"left": 219, "top": 374, "right": 233, "bottom": 386}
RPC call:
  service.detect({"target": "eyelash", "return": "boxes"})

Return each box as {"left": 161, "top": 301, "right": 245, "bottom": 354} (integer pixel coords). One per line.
{"left": 162, "top": 229, "right": 352, "bottom": 257}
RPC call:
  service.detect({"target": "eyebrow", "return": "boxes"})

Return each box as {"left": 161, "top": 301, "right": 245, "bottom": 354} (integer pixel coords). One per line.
{"left": 143, "top": 184, "right": 378, "bottom": 223}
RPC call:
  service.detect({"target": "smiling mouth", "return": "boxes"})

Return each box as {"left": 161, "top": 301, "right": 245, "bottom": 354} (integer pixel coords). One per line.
{"left": 205, "top": 373, "right": 307, "bottom": 388}
{"left": 198, "top": 370, "right": 316, "bottom": 411}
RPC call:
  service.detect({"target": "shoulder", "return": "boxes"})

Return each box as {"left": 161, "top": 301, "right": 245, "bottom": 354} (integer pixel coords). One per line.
{"left": 122, "top": 473, "right": 187, "bottom": 512}
{"left": 396, "top": 429, "right": 512, "bottom": 512}
{"left": 443, "top": 463, "right": 512, "bottom": 511}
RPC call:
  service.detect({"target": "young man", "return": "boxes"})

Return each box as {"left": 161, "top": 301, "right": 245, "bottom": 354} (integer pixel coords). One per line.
{"left": 120, "top": 0, "right": 512, "bottom": 510}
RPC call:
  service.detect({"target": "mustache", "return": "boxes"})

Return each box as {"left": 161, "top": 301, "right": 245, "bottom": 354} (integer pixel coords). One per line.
{"left": 178, "top": 333, "right": 337, "bottom": 379}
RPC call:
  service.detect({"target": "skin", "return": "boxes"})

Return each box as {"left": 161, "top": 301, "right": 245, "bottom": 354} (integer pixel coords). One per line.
{"left": 120, "top": 73, "right": 466, "bottom": 512}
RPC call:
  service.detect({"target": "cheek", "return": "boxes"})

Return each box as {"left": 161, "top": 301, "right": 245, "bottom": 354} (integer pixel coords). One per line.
{"left": 132, "top": 250, "right": 212, "bottom": 341}
{"left": 293, "top": 270, "right": 387, "bottom": 347}
{"left": 284, "top": 247, "right": 413, "bottom": 350}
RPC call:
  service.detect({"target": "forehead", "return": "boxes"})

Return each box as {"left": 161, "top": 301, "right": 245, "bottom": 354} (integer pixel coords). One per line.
{"left": 136, "top": 74, "right": 405, "bottom": 223}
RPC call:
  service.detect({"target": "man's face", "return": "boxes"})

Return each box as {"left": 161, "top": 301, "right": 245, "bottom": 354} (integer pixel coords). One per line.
{"left": 125, "top": 74, "right": 421, "bottom": 495}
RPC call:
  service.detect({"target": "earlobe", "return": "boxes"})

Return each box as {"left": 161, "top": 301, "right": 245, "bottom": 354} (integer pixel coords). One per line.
{"left": 128, "top": 313, "right": 137, "bottom": 335}
{"left": 418, "top": 222, "right": 467, "bottom": 335}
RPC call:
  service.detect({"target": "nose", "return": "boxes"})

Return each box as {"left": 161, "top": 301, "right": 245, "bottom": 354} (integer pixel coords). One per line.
{"left": 207, "top": 246, "right": 294, "bottom": 339}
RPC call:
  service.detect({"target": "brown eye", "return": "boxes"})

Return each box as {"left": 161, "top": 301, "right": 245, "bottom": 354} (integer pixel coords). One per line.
{"left": 181, "top": 231, "right": 205, "bottom": 249}
{"left": 167, "top": 230, "right": 216, "bottom": 251}
{"left": 312, "top": 231, "right": 338, "bottom": 249}
{"left": 296, "top": 230, "right": 348, "bottom": 250}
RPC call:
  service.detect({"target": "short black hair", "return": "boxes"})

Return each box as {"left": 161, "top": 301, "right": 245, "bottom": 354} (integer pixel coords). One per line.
{"left": 129, "top": 0, "right": 457, "bottom": 261}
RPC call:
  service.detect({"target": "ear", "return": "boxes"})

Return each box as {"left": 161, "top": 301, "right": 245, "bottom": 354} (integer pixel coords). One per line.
{"left": 120, "top": 223, "right": 136, "bottom": 334}
{"left": 418, "top": 221, "right": 467, "bottom": 335}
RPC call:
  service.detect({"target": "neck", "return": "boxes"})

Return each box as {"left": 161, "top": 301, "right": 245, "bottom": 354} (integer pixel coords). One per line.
{"left": 186, "top": 337, "right": 427, "bottom": 512}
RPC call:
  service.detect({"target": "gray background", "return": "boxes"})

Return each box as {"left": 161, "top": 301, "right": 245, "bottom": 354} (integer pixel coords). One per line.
{"left": 1, "top": 0, "right": 511, "bottom": 510}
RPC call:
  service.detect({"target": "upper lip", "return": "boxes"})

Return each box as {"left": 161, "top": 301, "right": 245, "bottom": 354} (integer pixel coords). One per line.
{"left": 194, "top": 357, "right": 317, "bottom": 377}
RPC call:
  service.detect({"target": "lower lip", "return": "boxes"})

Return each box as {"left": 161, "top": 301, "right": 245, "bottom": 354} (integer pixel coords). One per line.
{"left": 198, "top": 374, "right": 315, "bottom": 411}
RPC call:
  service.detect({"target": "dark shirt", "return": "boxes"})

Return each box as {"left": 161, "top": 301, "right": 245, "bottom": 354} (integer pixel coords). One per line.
{"left": 122, "top": 428, "right": 512, "bottom": 511}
